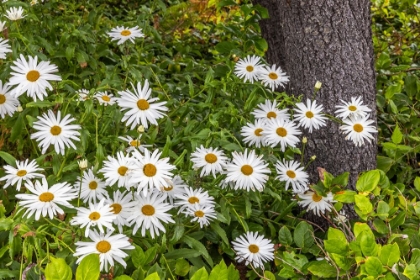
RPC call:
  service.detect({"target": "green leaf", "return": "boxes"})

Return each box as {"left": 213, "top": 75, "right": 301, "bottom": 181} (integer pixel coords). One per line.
{"left": 131, "top": 245, "right": 145, "bottom": 267}
{"left": 379, "top": 243, "right": 400, "bottom": 267}
{"left": 373, "top": 218, "right": 389, "bottom": 234}
{"left": 405, "top": 75, "right": 418, "bottom": 98}
{"left": 165, "top": 248, "right": 201, "bottom": 260}
{"left": 414, "top": 177, "right": 420, "bottom": 192}
{"left": 191, "top": 267, "right": 209, "bottom": 280}
{"left": 45, "top": 257, "right": 72, "bottom": 280}
{"left": 377, "top": 156, "right": 394, "bottom": 173}
{"left": 355, "top": 195, "right": 373, "bottom": 220}
{"left": 356, "top": 170, "right": 380, "bottom": 192}
{"left": 113, "top": 276, "right": 133, "bottom": 280}
{"left": 0, "top": 151, "right": 16, "bottom": 166}
{"left": 377, "top": 201, "right": 390, "bottom": 220}
{"left": 278, "top": 226, "right": 293, "bottom": 246}
{"left": 215, "top": 42, "right": 235, "bottom": 54}
{"left": 403, "top": 264, "right": 420, "bottom": 280}
{"left": 391, "top": 125, "right": 403, "bottom": 144}
{"left": 143, "top": 246, "right": 158, "bottom": 266}
{"left": 208, "top": 260, "right": 228, "bottom": 280}
{"left": 0, "top": 269, "right": 19, "bottom": 279}
{"left": 307, "top": 260, "right": 338, "bottom": 278}
{"left": 144, "top": 272, "right": 160, "bottom": 280}
{"left": 409, "top": 248, "right": 420, "bottom": 269}
{"left": 385, "top": 83, "right": 401, "bottom": 99}
{"left": 293, "top": 221, "right": 314, "bottom": 249}
{"left": 210, "top": 222, "right": 229, "bottom": 245}
{"left": 75, "top": 254, "right": 100, "bottom": 280}
{"left": 181, "top": 235, "right": 213, "bottom": 266}
{"left": 364, "top": 257, "right": 383, "bottom": 277}
{"left": 334, "top": 190, "right": 356, "bottom": 203}
{"left": 26, "top": 100, "right": 54, "bottom": 108}
{"left": 390, "top": 212, "right": 406, "bottom": 229}
{"left": 327, "top": 227, "right": 347, "bottom": 242}
{"left": 10, "top": 114, "right": 24, "bottom": 142}
{"left": 360, "top": 231, "right": 378, "bottom": 257}
{"left": 331, "top": 172, "right": 349, "bottom": 187}
{"left": 324, "top": 239, "right": 347, "bottom": 255}
{"left": 354, "top": 223, "right": 372, "bottom": 237}
{"left": 175, "top": 259, "right": 190, "bottom": 277}
{"left": 263, "top": 271, "right": 276, "bottom": 280}
{"left": 330, "top": 253, "right": 352, "bottom": 270}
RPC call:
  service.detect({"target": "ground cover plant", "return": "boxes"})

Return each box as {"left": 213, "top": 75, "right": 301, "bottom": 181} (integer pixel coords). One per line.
{"left": 1, "top": 0, "right": 420, "bottom": 279}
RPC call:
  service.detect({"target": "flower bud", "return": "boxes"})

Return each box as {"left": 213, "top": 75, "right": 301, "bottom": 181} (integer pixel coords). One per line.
{"left": 137, "top": 125, "right": 145, "bottom": 133}
{"left": 78, "top": 159, "right": 88, "bottom": 170}
{"left": 314, "top": 81, "right": 322, "bottom": 90}
{"left": 302, "top": 137, "right": 308, "bottom": 144}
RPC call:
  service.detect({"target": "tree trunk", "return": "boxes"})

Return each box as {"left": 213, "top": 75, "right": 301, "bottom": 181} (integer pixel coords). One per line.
{"left": 253, "top": 0, "right": 377, "bottom": 189}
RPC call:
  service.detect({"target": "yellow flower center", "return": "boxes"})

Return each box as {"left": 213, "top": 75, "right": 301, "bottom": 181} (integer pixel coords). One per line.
{"left": 163, "top": 185, "right": 173, "bottom": 191}
{"left": 195, "top": 210, "right": 204, "bottom": 218}
{"left": 88, "top": 181, "right": 98, "bottom": 190}
{"left": 117, "top": 166, "right": 128, "bottom": 176}
{"left": 305, "top": 111, "right": 314, "bottom": 118}
{"left": 39, "top": 192, "right": 54, "bottom": 202}
{"left": 89, "top": 211, "right": 101, "bottom": 221}
{"left": 141, "top": 204, "right": 155, "bottom": 216}
{"left": 50, "top": 125, "right": 62, "bottom": 136}
{"left": 0, "top": 94, "right": 5, "bottom": 104}
{"left": 286, "top": 170, "right": 296, "bottom": 179}
{"left": 276, "top": 127, "right": 287, "bottom": 137}
{"left": 246, "top": 65, "right": 254, "bottom": 72}
{"left": 111, "top": 203, "right": 122, "bottom": 214}
{"left": 26, "top": 70, "right": 40, "bottom": 82}
{"left": 267, "top": 111, "right": 277, "bottom": 118}
{"left": 101, "top": 95, "right": 110, "bottom": 102}
{"left": 16, "top": 170, "right": 27, "bottom": 177}
{"left": 353, "top": 124, "right": 363, "bottom": 133}
{"left": 188, "top": 196, "right": 199, "bottom": 204}
{"left": 268, "top": 72, "right": 278, "bottom": 80}
{"left": 349, "top": 105, "right": 357, "bottom": 111}
{"left": 204, "top": 153, "right": 217, "bottom": 163}
{"left": 96, "top": 240, "right": 111, "bottom": 253}
{"left": 312, "top": 193, "right": 323, "bottom": 202}
{"left": 120, "top": 30, "right": 131, "bottom": 36}
{"left": 248, "top": 244, "right": 260, "bottom": 253}
{"left": 254, "top": 128, "right": 263, "bottom": 136}
{"left": 143, "top": 163, "right": 157, "bottom": 177}
{"left": 241, "top": 164, "right": 253, "bottom": 176}
{"left": 130, "top": 140, "right": 140, "bottom": 147}
{"left": 137, "top": 99, "right": 150, "bottom": 110}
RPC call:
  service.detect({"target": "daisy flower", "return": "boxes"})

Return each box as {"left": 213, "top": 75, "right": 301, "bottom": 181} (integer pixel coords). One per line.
{"left": 106, "top": 190, "right": 137, "bottom": 233}
{"left": 263, "top": 118, "right": 301, "bottom": 151}
{"left": 0, "top": 39, "right": 11, "bottom": 59}
{"left": 240, "top": 119, "right": 267, "bottom": 148}
{"left": 184, "top": 204, "right": 217, "bottom": 228}
{"left": 5, "top": 7, "right": 26, "bottom": 21}
{"left": 118, "top": 135, "right": 150, "bottom": 153}
{"left": 74, "top": 229, "right": 134, "bottom": 272}
{"left": 126, "top": 191, "right": 174, "bottom": 238}
{"left": 30, "top": 110, "right": 81, "bottom": 155}
{"left": 0, "top": 81, "right": 20, "bottom": 118}
{"left": 258, "top": 64, "right": 289, "bottom": 91}
{"left": 275, "top": 160, "right": 309, "bottom": 193}
{"left": 232, "top": 232, "right": 275, "bottom": 269}
{"left": 335, "top": 96, "right": 371, "bottom": 120}
{"left": 0, "top": 159, "right": 44, "bottom": 191}
{"left": 100, "top": 151, "right": 136, "bottom": 188}
{"left": 175, "top": 187, "right": 215, "bottom": 212}
{"left": 76, "top": 89, "right": 89, "bottom": 101}
{"left": 76, "top": 168, "right": 108, "bottom": 204}
{"left": 107, "top": 26, "right": 144, "bottom": 45}
{"left": 333, "top": 210, "right": 348, "bottom": 225}
{"left": 0, "top": 21, "right": 6, "bottom": 32}
{"left": 251, "top": 100, "right": 290, "bottom": 121}
{"left": 70, "top": 199, "right": 116, "bottom": 237}
{"left": 160, "top": 175, "right": 187, "bottom": 205}
{"left": 339, "top": 115, "right": 377, "bottom": 147}
{"left": 224, "top": 149, "right": 270, "bottom": 192}
{"left": 294, "top": 99, "right": 327, "bottom": 133}
{"left": 298, "top": 191, "right": 335, "bottom": 216}
{"left": 234, "top": 55, "right": 264, "bottom": 83}
{"left": 129, "top": 149, "right": 175, "bottom": 195}
{"left": 190, "top": 145, "right": 228, "bottom": 178}
{"left": 15, "top": 178, "right": 76, "bottom": 220}
{"left": 94, "top": 92, "right": 116, "bottom": 106}
{"left": 9, "top": 55, "right": 61, "bottom": 101}
{"left": 116, "top": 80, "right": 168, "bottom": 129}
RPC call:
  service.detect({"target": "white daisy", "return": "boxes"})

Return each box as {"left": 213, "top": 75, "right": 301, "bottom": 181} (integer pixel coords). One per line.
{"left": 275, "top": 160, "right": 309, "bottom": 193}
{"left": 294, "top": 99, "right": 327, "bottom": 133}
{"left": 74, "top": 229, "right": 134, "bottom": 272}
{"left": 339, "top": 115, "right": 377, "bottom": 147}
{"left": 76, "top": 168, "right": 108, "bottom": 204}
{"left": 251, "top": 99, "right": 290, "bottom": 121}
{"left": 234, "top": 55, "right": 264, "bottom": 83}
{"left": 0, "top": 21, "right": 6, "bottom": 32}
{"left": 160, "top": 175, "right": 187, "bottom": 205}
{"left": 99, "top": 151, "right": 136, "bottom": 189}
{"left": 126, "top": 191, "right": 174, "bottom": 238}
{"left": 30, "top": 110, "right": 81, "bottom": 155}
{"left": 190, "top": 145, "right": 228, "bottom": 178}
{"left": 224, "top": 149, "right": 270, "bottom": 192}
{"left": 94, "top": 92, "right": 116, "bottom": 106}
{"left": 9, "top": 54, "right": 61, "bottom": 101}
{"left": 184, "top": 204, "right": 217, "bottom": 228}
{"left": 107, "top": 26, "right": 145, "bottom": 45}
{"left": 0, "top": 81, "right": 20, "bottom": 118}
{"left": 129, "top": 148, "right": 175, "bottom": 195}
{"left": 263, "top": 118, "right": 301, "bottom": 151}
{"left": 118, "top": 135, "right": 151, "bottom": 153}
{"left": 333, "top": 210, "right": 348, "bottom": 225}
{"left": 0, "top": 159, "right": 44, "bottom": 191}
{"left": 298, "top": 191, "right": 335, "bottom": 216}
{"left": 106, "top": 190, "right": 137, "bottom": 233}
{"left": 240, "top": 119, "right": 267, "bottom": 148}
{"left": 70, "top": 199, "right": 116, "bottom": 237}
{"left": 116, "top": 80, "right": 168, "bottom": 129}
{"left": 258, "top": 64, "right": 289, "bottom": 91}
{"left": 175, "top": 187, "right": 215, "bottom": 213}
{"left": 0, "top": 39, "right": 11, "bottom": 59}
{"left": 76, "top": 89, "right": 89, "bottom": 101}
{"left": 5, "top": 7, "right": 26, "bottom": 21}
{"left": 335, "top": 96, "right": 371, "bottom": 120}
{"left": 232, "top": 232, "right": 275, "bottom": 269}
{"left": 15, "top": 178, "right": 76, "bottom": 220}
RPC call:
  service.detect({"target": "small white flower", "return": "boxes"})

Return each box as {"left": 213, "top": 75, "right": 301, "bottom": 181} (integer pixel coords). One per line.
{"left": 76, "top": 89, "right": 89, "bottom": 101}
{"left": 175, "top": 187, "right": 215, "bottom": 213}
{"left": 106, "top": 190, "right": 137, "bottom": 233}
{"left": 232, "top": 232, "right": 274, "bottom": 268}
{"left": 118, "top": 135, "right": 150, "bottom": 153}
{"left": 190, "top": 145, "right": 228, "bottom": 178}
{"left": 298, "top": 191, "right": 335, "bottom": 216}
{"left": 100, "top": 152, "right": 136, "bottom": 189}
{"left": 294, "top": 99, "right": 327, "bottom": 133}
{"left": 0, "top": 39, "right": 12, "bottom": 59}
{"left": 0, "top": 159, "right": 44, "bottom": 191}
{"left": 0, "top": 81, "right": 20, "bottom": 119}
{"left": 5, "top": 7, "right": 26, "bottom": 21}
{"left": 234, "top": 55, "right": 264, "bottom": 83}
{"left": 184, "top": 204, "right": 217, "bottom": 228}
{"left": 275, "top": 160, "right": 309, "bottom": 193}
{"left": 251, "top": 99, "right": 290, "bottom": 122}
{"left": 335, "top": 96, "right": 371, "bottom": 120}
{"left": 107, "top": 26, "right": 145, "bottom": 45}
{"left": 258, "top": 64, "right": 289, "bottom": 91}
{"left": 94, "top": 92, "right": 116, "bottom": 106}
{"left": 263, "top": 118, "right": 301, "bottom": 151}
{"left": 0, "top": 21, "right": 6, "bottom": 32}
{"left": 159, "top": 175, "right": 187, "bottom": 205}
{"left": 76, "top": 168, "right": 108, "bottom": 204}
{"left": 240, "top": 119, "right": 267, "bottom": 148}
{"left": 339, "top": 115, "right": 377, "bottom": 147}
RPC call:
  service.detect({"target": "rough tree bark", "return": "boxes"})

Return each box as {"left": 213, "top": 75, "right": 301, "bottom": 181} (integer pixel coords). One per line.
{"left": 253, "top": 0, "right": 377, "bottom": 189}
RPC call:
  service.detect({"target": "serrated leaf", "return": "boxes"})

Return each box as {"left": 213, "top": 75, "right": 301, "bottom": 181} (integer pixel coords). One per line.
{"left": 75, "top": 254, "right": 100, "bottom": 280}
{"left": 391, "top": 125, "right": 403, "bottom": 144}
{"left": 191, "top": 267, "right": 209, "bottom": 280}
{"left": 379, "top": 243, "right": 400, "bottom": 267}
{"left": 279, "top": 226, "right": 293, "bottom": 246}
{"left": 293, "top": 221, "right": 314, "bottom": 249}
{"left": 45, "top": 257, "right": 72, "bottom": 280}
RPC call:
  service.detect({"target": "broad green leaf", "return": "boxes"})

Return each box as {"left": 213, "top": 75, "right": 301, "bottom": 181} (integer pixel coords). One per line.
{"left": 293, "top": 221, "right": 314, "bottom": 249}
{"left": 215, "top": 42, "right": 235, "bottom": 54}
{"left": 144, "top": 272, "right": 160, "bottom": 280}
{"left": 377, "top": 156, "right": 394, "bottom": 173}
{"left": 143, "top": 246, "right": 158, "bottom": 266}
{"left": 75, "top": 254, "right": 100, "bottom": 280}
{"left": 414, "top": 177, "right": 420, "bottom": 192}
{"left": 334, "top": 190, "right": 356, "bottom": 203}
{"left": 379, "top": 243, "right": 400, "bottom": 267}
{"left": 390, "top": 212, "right": 406, "bottom": 229}
{"left": 0, "top": 269, "right": 19, "bottom": 279}
{"left": 226, "top": 264, "right": 240, "bottom": 280}
{"left": 405, "top": 75, "right": 418, "bottom": 98}
{"left": 191, "top": 267, "right": 209, "bottom": 280}
{"left": 364, "top": 257, "right": 383, "bottom": 277}
{"left": 307, "top": 260, "right": 338, "bottom": 278}
{"left": 331, "top": 172, "right": 349, "bottom": 187}
{"left": 0, "top": 151, "right": 16, "bottom": 166}
{"left": 391, "top": 125, "right": 403, "bottom": 144}
{"left": 113, "top": 276, "right": 133, "bottom": 280}
{"left": 175, "top": 259, "right": 190, "bottom": 277}
{"left": 360, "top": 231, "right": 378, "bottom": 257}
{"left": 373, "top": 218, "right": 389, "bottom": 234}
{"left": 327, "top": 227, "right": 347, "bottom": 242}
{"left": 45, "top": 257, "right": 72, "bottom": 280}
{"left": 278, "top": 226, "right": 293, "bottom": 246}
{"left": 324, "top": 239, "right": 347, "bottom": 255}
{"left": 355, "top": 195, "right": 373, "bottom": 220}
{"left": 385, "top": 83, "right": 401, "bottom": 99}
{"left": 356, "top": 170, "right": 380, "bottom": 192}
{"left": 181, "top": 235, "right": 213, "bottom": 266}
{"left": 263, "top": 271, "right": 275, "bottom": 280}
{"left": 354, "top": 223, "right": 372, "bottom": 237}
{"left": 403, "top": 264, "right": 420, "bottom": 279}
{"left": 410, "top": 248, "right": 420, "bottom": 269}
{"left": 377, "top": 201, "right": 390, "bottom": 220}
{"left": 331, "top": 253, "right": 352, "bottom": 270}
{"left": 165, "top": 248, "right": 201, "bottom": 260}
{"left": 131, "top": 245, "right": 145, "bottom": 267}
{"left": 208, "top": 260, "right": 228, "bottom": 280}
